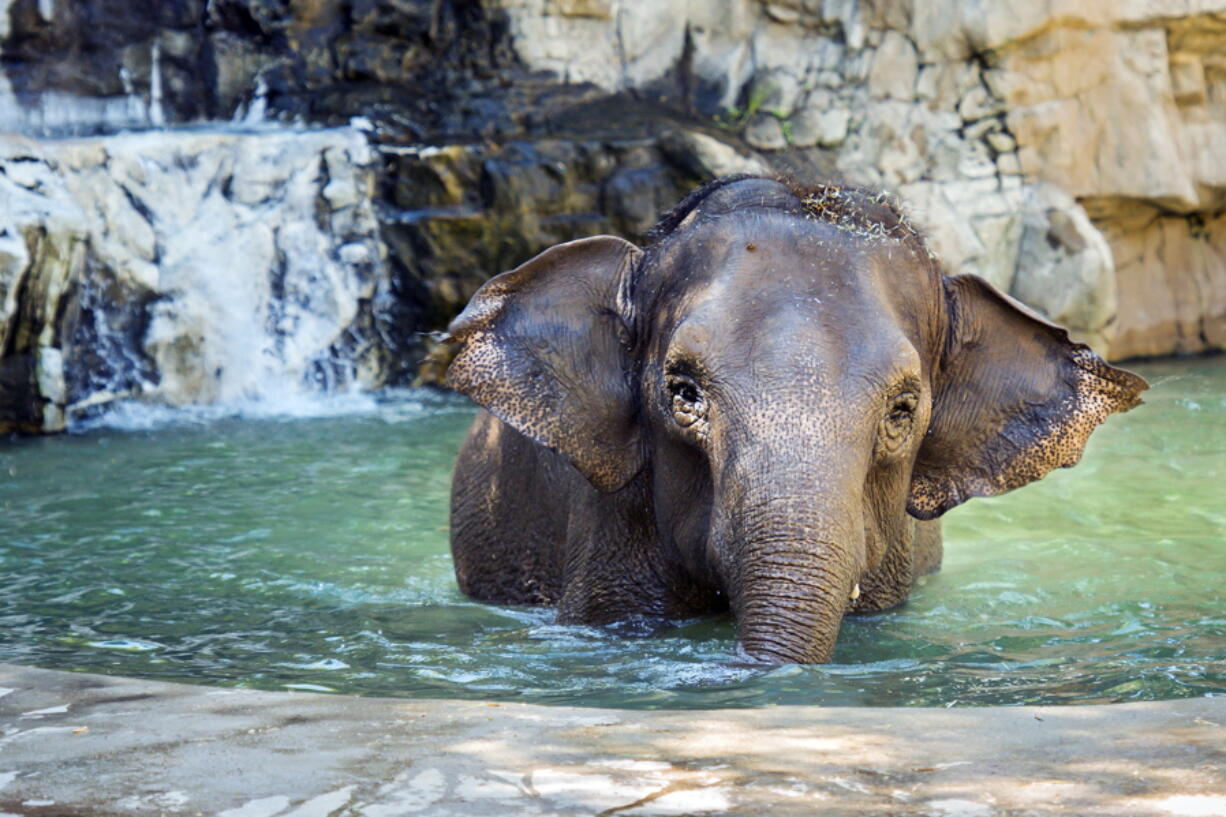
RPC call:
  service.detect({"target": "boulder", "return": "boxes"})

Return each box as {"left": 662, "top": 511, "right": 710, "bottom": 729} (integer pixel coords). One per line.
{"left": 748, "top": 69, "right": 803, "bottom": 119}
{"left": 745, "top": 113, "right": 789, "bottom": 151}
{"left": 1012, "top": 184, "right": 1118, "bottom": 352}
{"left": 657, "top": 129, "right": 774, "bottom": 178}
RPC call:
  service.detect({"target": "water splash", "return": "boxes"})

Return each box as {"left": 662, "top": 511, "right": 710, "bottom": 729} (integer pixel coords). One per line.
{"left": 235, "top": 76, "right": 270, "bottom": 126}
{"left": 149, "top": 42, "right": 165, "bottom": 128}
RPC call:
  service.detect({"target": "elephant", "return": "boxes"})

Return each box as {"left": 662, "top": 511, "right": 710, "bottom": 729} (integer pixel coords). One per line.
{"left": 444, "top": 175, "right": 1147, "bottom": 664}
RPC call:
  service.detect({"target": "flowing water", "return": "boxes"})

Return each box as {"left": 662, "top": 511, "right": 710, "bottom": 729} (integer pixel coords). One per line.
{"left": 1, "top": 357, "right": 1223, "bottom": 709}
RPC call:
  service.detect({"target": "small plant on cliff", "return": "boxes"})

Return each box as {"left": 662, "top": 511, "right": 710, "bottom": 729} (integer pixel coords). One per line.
{"left": 714, "top": 83, "right": 773, "bottom": 131}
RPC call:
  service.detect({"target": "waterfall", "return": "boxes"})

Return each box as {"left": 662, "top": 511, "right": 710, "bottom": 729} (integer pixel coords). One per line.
{"left": 0, "top": 0, "right": 416, "bottom": 434}
{"left": 148, "top": 42, "right": 165, "bottom": 128}
{"left": 0, "top": 125, "right": 400, "bottom": 433}
{"left": 235, "top": 76, "right": 270, "bottom": 126}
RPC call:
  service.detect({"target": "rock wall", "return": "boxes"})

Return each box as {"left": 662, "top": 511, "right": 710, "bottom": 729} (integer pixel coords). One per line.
{"left": 499, "top": 0, "right": 1226, "bottom": 358}
{"left": 0, "top": 127, "right": 406, "bottom": 433}
{"left": 381, "top": 124, "right": 774, "bottom": 380}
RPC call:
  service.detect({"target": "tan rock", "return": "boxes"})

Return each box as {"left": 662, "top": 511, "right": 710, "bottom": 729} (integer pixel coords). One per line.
{"left": 618, "top": 4, "right": 686, "bottom": 88}
{"left": 897, "top": 179, "right": 1025, "bottom": 293}
{"left": 996, "top": 151, "right": 1023, "bottom": 175}
{"left": 963, "top": 116, "right": 1001, "bottom": 142}
{"left": 1000, "top": 26, "right": 1203, "bottom": 210}
{"left": 763, "top": 2, "right": 801, "bottom": 24}
{"left": 916, "top": 61, "right": 980, "bottom": 112}
{"left": 909, "top": 0, "right": 1226, "bottom": 61}
{"left": 1169, "top": 52, "right": 1207, "bottom": 105}
{"left": 986, "top": 129, "right": 1016, "bottom": 154}
{"left": 543, "top": 0, "right": 612, "bottom": 18}
{"left": 492, "top": 0, "right": 1226, "bottom": 361}
{"left": 957, "top": 140, "right": 996, "bottom": 179}
{"left": 1100, "top": 206, "right": 1226, "bottom": 359}
{"left": 868, "top": 30, "right": 918, "bottom": 101}
{"left": 815, "top": 108, "right": 851, "bottom": 147}
{"left": 958, "top": 85, "right": 1003, "bottom": 123}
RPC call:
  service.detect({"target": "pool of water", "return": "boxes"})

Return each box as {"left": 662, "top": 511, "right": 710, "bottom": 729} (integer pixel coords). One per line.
{"left": 1, "top": 357, "right": 1223, "bottom": 709}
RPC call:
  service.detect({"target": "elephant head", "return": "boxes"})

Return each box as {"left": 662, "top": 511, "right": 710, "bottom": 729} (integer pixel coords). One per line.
{"left": 446, "top": 176, "right": 1147, "bottom": 663}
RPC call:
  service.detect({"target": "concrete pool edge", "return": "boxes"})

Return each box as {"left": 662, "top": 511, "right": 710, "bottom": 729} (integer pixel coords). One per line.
{"left": 1, "top": 664, "right": 1223, "bottom": 816}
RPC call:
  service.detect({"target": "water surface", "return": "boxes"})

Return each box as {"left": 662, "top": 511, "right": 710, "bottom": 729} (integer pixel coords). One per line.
{"left": 1, "top": 358, "right": 1223, "bottom": 708}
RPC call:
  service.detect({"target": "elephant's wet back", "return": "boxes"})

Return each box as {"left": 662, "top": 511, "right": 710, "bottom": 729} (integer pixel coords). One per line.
{"left": 0, "top": 356, "right": 1222, "bottom": 709}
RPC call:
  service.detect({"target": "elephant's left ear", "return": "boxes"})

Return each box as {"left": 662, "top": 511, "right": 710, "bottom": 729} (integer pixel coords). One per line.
{"left": 908, "top": 274, "right": 1148, "bottom": 520}
{"left": 446, "top": 235, "right": 645, "bottom": 493}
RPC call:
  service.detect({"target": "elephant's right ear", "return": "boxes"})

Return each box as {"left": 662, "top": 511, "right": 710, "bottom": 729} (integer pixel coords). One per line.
{"left": 908, "top": 275, "right": 1147, "bottom": 519}
{"left": 446, "top": 236, "right": 645, "bottom": 493}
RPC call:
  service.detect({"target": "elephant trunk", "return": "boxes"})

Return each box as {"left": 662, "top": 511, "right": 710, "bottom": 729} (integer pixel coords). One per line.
{"left": 721, "top": 473, "right": 867, "bottom": 664}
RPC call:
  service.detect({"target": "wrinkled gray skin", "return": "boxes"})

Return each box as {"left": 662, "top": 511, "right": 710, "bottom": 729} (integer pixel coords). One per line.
{"left": 446, "top": 177, "right": 1147, "bottom": 664}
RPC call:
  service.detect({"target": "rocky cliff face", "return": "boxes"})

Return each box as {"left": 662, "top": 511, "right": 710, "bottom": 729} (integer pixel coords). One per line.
{"left": 1, "top": 0, "right": 1223, "bottom": 431}
{"left": 500, "top": 0, "right": 1226, "bottom": 358}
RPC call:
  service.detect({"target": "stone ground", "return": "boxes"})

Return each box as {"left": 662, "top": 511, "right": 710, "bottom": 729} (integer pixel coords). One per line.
{"left": 0, "top": 664, "right": 1223, "bottom": 816}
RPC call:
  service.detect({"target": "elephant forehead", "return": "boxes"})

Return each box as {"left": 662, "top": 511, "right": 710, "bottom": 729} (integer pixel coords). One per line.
{"left": 671, "top": 216, "right": 891, "bottom": 300}
{"left": 646, "top": 213, "right": 941, "bottom": 369}
{"left": 675, "top": 244, "right": 889, "bottom": 338}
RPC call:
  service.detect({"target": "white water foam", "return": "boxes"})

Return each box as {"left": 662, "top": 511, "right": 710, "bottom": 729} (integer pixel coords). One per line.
{"left": 70, "top": 387, "right": 467, "bottom": 433}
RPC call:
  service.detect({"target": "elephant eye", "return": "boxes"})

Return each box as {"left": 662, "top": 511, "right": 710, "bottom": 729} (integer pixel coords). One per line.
{"left": 888, "top": 392, "right": 918, "bottom": 424}
{"left": 879, "top": 391, "right": 920, "bottom": 456}
{"left": 666, "top": 374, "right": 707, "bottom": 430}
{"left": 674, "top": 381, "right": 699, "bottom": 404}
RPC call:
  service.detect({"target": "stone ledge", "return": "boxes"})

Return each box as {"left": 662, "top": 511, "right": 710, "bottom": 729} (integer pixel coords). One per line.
{"left": 1, "top": 663, "right": 1223, "bottom": 816}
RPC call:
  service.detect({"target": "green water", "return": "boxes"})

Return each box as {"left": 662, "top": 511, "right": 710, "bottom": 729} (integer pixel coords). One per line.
{"left": 1, "top": 358, "right": 1223, "bottom": 708}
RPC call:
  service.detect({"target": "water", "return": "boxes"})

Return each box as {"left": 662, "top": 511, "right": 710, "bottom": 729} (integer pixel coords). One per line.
{"left": 1, "top": 358, "right": 1223, "bottom": 709}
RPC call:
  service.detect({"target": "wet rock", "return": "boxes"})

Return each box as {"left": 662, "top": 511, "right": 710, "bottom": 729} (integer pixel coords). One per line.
{"left": 376, "top": 133, "right": 714, "bottom": 367}
{"left": 0, "top": 0, "right": 531, "bottom": 139}
{"left": 604, "top": 162, "right": 677, "bottom": 236}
